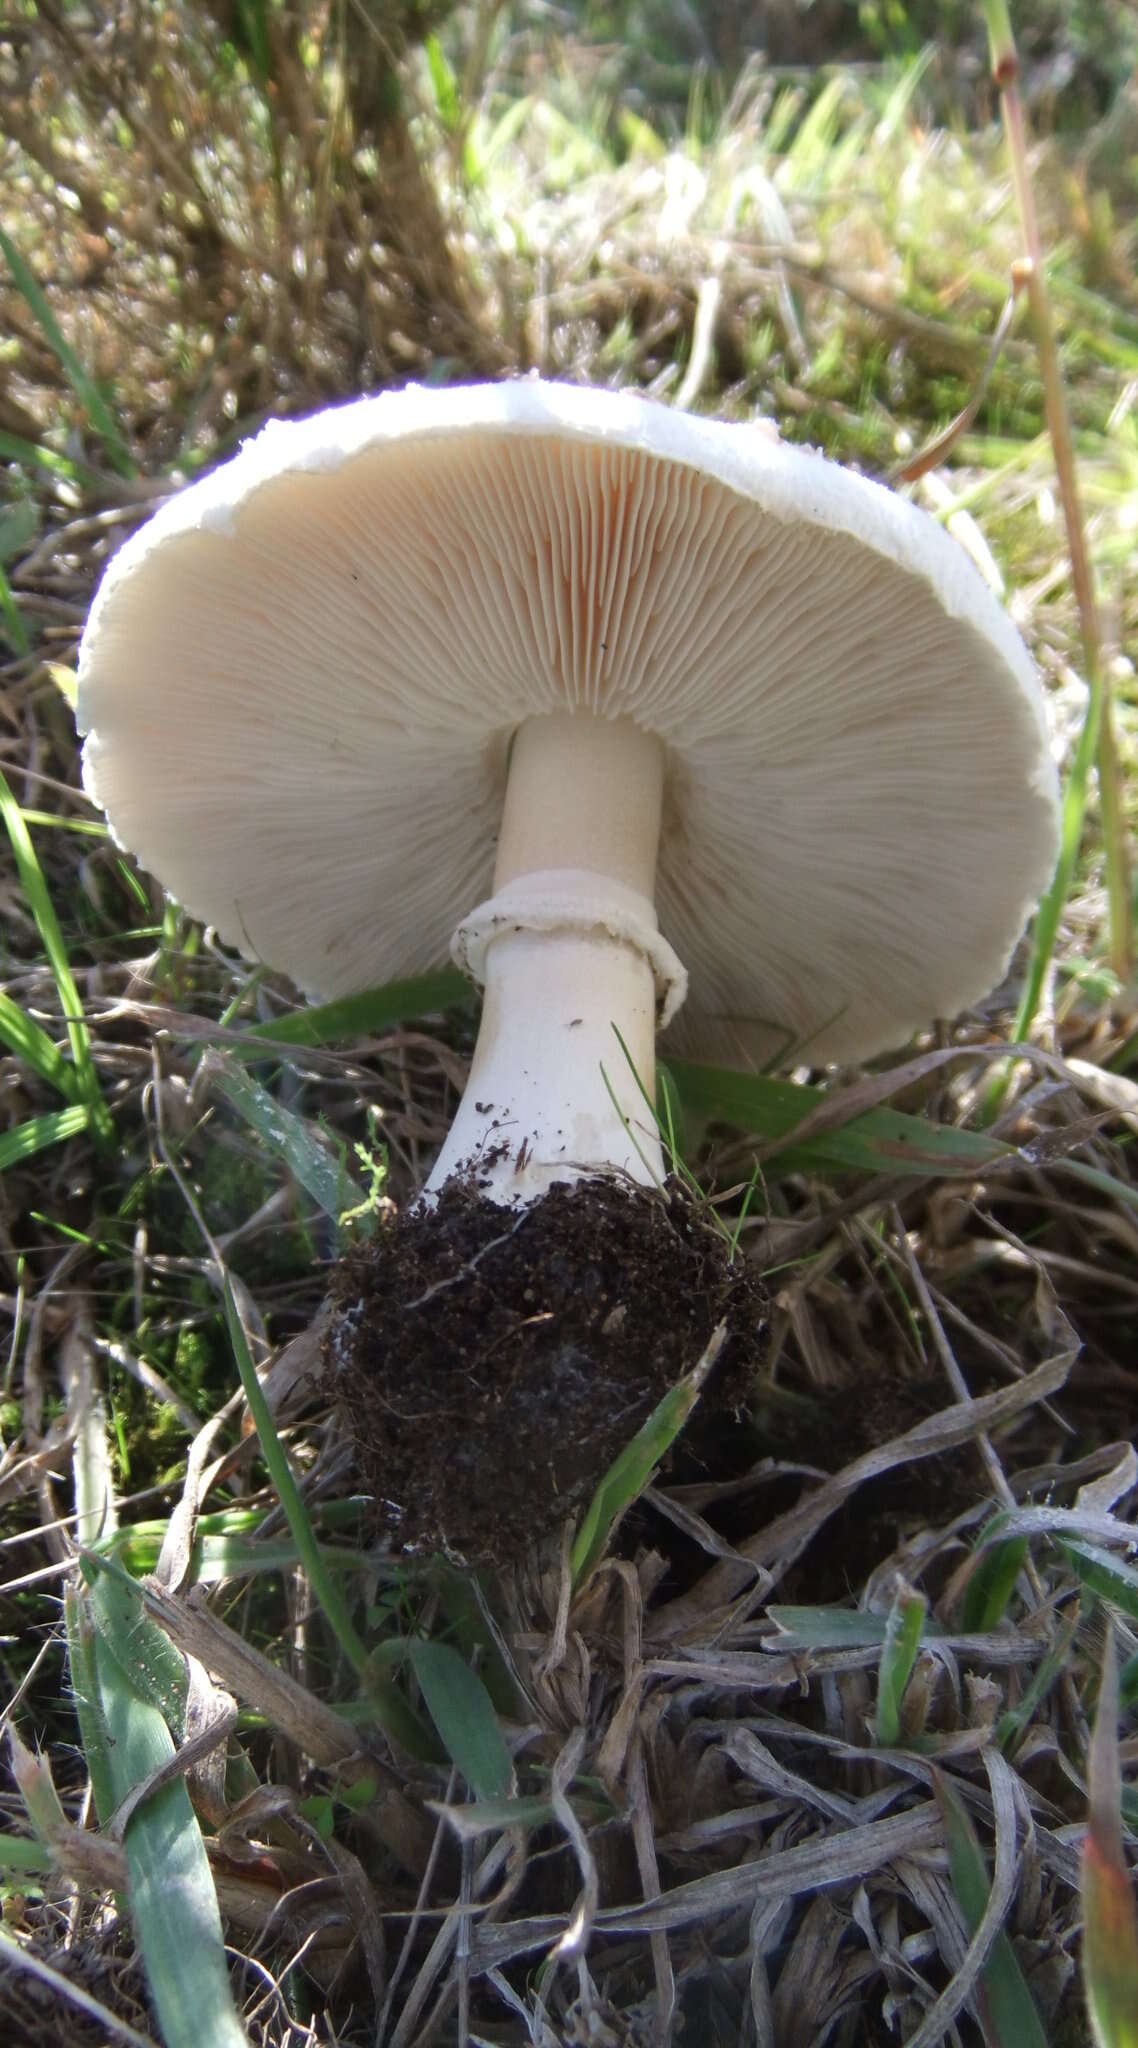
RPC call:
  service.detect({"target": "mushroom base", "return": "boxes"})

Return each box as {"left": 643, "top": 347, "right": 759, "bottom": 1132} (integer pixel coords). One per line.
{"left": 323, "top": 1178, "right": 766, "bottom": 1567}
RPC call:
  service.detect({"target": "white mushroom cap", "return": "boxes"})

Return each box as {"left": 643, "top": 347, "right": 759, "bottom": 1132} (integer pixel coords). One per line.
{"left": 78, "top": 379, "right": 1059, "bottom": 1067}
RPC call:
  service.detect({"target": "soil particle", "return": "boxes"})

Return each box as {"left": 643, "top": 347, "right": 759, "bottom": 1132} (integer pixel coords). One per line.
{"left": 324, "top": 1177, "right": 766, "bottom": 1565}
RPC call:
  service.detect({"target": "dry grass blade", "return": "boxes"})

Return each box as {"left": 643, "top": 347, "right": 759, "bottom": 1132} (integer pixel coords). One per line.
{"left": 6, "top": 1719, "right": 67, "bottom": 1840}
{"left": 153, "top": 1398, "right": 239, "bottom": 1593}
{"left": 387, "top": 1834, "right": 516, "bottom": 2048}
{"left": 893, "top": 286, "right": 1022, "bottom": 484}
{"left": 975, "top": 1503, "right": 1138, "bottom": 1552}
{"left": 0, "top": 1926, "right": 156, "bottom": 2048}
{"left": 625, "top": 1732, "right": 675, "bottom": 2035}
{"left": 548, "top": 1725, "right": 597, "bottom": 1961}
{"left": 472, "top": 1805, "right": 942, "bottom": 1970}
{"left": 654, "top": 1346, "right": 1073, "bottom": 1639}
{"left": 723, "top": 1727, "right": 856, "bottom": 1824}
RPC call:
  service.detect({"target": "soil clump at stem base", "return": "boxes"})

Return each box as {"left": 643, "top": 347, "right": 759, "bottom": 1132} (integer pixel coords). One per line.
{"left": 324, "top": 1177, "right": 767, "bottom": 1566}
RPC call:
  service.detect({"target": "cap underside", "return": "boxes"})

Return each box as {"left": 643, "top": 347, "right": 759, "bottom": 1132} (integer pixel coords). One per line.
{"left": 79, "top": 387, "right": 1059, "bottom": 1066}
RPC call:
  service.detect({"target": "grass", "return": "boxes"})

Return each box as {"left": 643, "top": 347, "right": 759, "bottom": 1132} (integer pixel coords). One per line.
{"left": 1, "top": 6, "right": 1137, "bottom": 2045}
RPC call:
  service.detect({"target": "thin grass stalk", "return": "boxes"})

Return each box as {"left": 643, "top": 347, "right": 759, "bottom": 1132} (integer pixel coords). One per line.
{"left": 982, "top": 647, "right": 1106, "bottom": 1119}
{"left": 982, "top": 0, "right": 1130, "bottom": 983}
{"left": 0, "top": 768, "right": 114, "bottom": 1145}
{"left": 0, "top": 226, "right": 137, "bottom": 480}
{"left": 219, "top": 1278, "right": 434, "bottom": 1757}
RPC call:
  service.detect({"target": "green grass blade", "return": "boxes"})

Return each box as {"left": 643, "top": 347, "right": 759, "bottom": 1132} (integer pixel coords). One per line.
{"left": 873, "top": 1585, "right": 927, "bottom": 1749}
{"left": 962, "top": 1536, "right": 1029, "bottom": 1633}
{"left": 85, "top": 1598, "right": 247, "bottom": 2048}
{"left": 0, "top": 225, "right": 137, "bottom": 478}
{"left": 235, "top": 0, "right": 271, "bottom": 83}
{"left": 70, "top": 1571, "right": 242, "bottom": 2048}
{"left": 242, "top": 969, "right": 472, "bottom": 1048}
{"left": 0, "top": 1837, "right": 53, "bottom": 1877}
{"left": 427, "top": 1792, "right": 559, "bottom": 1840}
{"left": 571, "top": 1329, "right": 721, "bottom": 1587}
{"left": 785, "top": 74, "right": 849, "bottom": 183}
{"left": 74, "top": 1384, "right": 115, "bottom": 1550}
{"left": 1082, "top": 1636, "right": 1138, "bottom": 2048}
{"left": 63, "top": 1584, "right": 118, "bottom": 1827}
{"left": 667, "top": 1059, "right": 1008, "bottom": 1177}
{"left": 0, "top": 496, "right": 38, "bottom": 561}
{"left": 0, "top": 428, "right": 102, "bottom": 485}
{"left": 82, "top": 1556, "right": 190, "bottom": 1737}
{"left": 0, "top": 1104, "right": 91, "bottom": 1171}
{"left": 983, "top": 641, "right": 1103, "bottom": 1124}
{"left": 0, "top": 559, "right": 30, "bottom": 655}
{"left": 407, "top": 1639, "right": 512, "bottom": 1800}
{"left": 429, "top": 1566, "right": 520, "bottom": 1717}
{"left": 0, "top": 768, "right": 113, "bottom": 1145}
{"left": 996, "top": 1606, "right": 1080, "bottom": 1753}
{"left": 1062, "top": 1160, "right": 1138, "bottom": 1217}
{"left": 1013, "top": 667, "right": 1101, "bottom": 1040}
{"left": 241, "top": 997, "right": 1007, "bottom": 1187}
{"left": 424, "top": 32, "right": 461, "bottom": 133}
{"left": 0, "top": 990, "right": 81, "bottom": 1101}
{"left": 1058, "top": 1541, "right": 1138, "bottom": 1622}
{"left": 222, "top": 1278, "right": 369, "bottom": 1674}
{"left": 207, "top": 1051, "right": 369, "bottom": 1236}
{"left": 0, "top": 515, "right": 34, "bottom": 591}
{"left": 981, "top": 0, "right": 1016, "bottom": 71}
{"left": 768, "top": 1606, "right": 941, "bottom": 1650}
{"left": 221, "top": 1277, "right": 433, "bottom": 1759}
{"left": 938, "top": 1773, "right": 1048, "bottom": 2046}
{"left": 14, "top": 810, "right": 106, "bottom": 837}
{"left": 100, "top": 1525, "right": 369, "bottom": 1585}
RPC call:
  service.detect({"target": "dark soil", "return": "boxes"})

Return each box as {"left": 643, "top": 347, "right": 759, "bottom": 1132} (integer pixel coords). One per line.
{"left": 323, "top": 1178, "right": 767, "bottom": 1565}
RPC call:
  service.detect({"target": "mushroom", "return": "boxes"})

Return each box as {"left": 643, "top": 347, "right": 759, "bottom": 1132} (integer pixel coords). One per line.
{"left": 77, "top": 381, "right": 1061, "bottom": 1557}
{"left": 78, "top": 379, "right": 1060, "bottom": 1211}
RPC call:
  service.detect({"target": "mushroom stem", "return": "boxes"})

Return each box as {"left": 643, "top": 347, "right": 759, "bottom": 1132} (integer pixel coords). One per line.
{"left": 424, "top": 714, "right": 688, "bottom": 1206}
{"left": 494, "top": 710, "right": 666, "bottom": 897}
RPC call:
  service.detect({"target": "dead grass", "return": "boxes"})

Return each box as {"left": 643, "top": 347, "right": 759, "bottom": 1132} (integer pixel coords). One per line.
{"left": 1, "top": 8, "right": 1137, "bottom": 2046}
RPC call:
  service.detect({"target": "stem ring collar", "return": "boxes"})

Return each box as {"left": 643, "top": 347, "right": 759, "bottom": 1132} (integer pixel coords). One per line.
{"left": 451, "top": 868, "right": 689, "bottom": 1028}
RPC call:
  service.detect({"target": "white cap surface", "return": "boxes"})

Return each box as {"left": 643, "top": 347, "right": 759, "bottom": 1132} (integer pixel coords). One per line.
{"left": 78, "top": 380, "right": 1059, "bottom": 1066}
